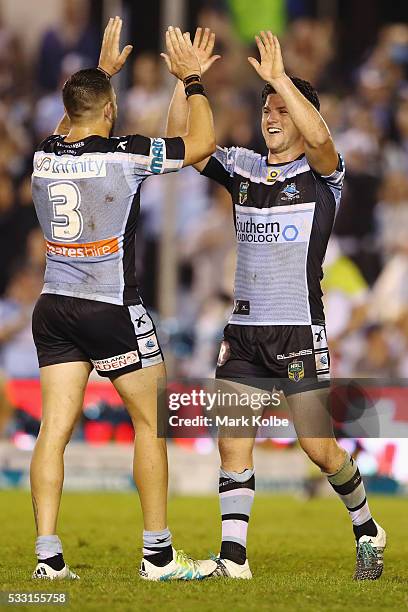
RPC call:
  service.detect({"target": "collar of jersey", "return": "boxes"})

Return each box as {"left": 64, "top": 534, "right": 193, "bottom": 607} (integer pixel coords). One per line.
{"left": 264, "top": 152, "right": 305, "bottom": 167}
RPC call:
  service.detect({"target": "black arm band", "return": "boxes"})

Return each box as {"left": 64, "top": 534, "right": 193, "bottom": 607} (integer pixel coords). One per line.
{"left": 183, "top": 74, "right": 201, "bottom": 86}
{"left": 97, "top": 66, "right": 112, "bottom": 79}
{"left": 185, "top": 82, "right": 206, "bottom": 98}
{"left": 184, "top": 83, "right": 207, "bottom": 98}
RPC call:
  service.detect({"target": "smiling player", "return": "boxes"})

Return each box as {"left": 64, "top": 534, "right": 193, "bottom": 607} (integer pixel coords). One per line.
{"left": 166, "top": 28, "right": 386, "bottom": 581}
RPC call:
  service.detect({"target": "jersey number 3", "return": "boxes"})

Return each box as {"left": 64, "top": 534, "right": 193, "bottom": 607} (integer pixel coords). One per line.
{"left": 49, "top": 181, "right": 83, "bottom": 241}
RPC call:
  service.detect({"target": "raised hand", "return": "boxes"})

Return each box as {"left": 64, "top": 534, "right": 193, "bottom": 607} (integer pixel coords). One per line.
{"left": 98, "top": 16, "right": 133, "bottom": 77}
{"left": 192, "top": 27, "right": 221, "bottom": 74}
{"left": 161, "top": 27, "right": 201, "bottom": 81}
{"left": 248, "top": 31, "right": 285, "bottom": 83}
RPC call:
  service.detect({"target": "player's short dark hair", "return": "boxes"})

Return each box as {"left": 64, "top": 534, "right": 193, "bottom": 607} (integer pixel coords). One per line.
{"left": 62, "top": 68, "right": 113, "bottom": 120}
{"left": 261, "top": 77, "right": 320, "bottom": 111}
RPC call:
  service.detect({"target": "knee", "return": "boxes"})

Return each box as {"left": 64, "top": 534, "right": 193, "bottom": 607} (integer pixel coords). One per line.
{"left": 131, "top": 412, "right": 155, "bottom": 435}
{"left": 219, "top": 438, "right": 253, "bottom": 472}
{"left": 299, "top": 438, "right": 345, "bottom": 473}
{"left": 38, "top": 422, "right": 74, "bottom": 448}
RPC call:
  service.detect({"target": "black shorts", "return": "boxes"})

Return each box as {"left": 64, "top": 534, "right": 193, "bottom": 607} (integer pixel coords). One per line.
{"left": 215, "top": 323, "right": 330, "bottom": 396}
{"left": 32, "top": 294, "right": 163, "bottom": 378}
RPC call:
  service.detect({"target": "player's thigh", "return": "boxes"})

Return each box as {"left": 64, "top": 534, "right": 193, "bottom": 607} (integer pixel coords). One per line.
{"left": 39, "top": 361, "right": 92, "bottom": 435}
{"left": 112, "top": 362, "right": 166, "bottom": 430}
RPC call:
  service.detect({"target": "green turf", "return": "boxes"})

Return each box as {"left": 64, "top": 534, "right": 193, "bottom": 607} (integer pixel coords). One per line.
{"left": 0, "top": 491, "right": 406, "bottom": 612}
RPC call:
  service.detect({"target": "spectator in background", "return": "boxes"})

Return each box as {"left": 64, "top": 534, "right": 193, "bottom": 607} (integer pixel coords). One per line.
{"left": 0, "top": 266, "right": 42, "bottom": 379}
{"left": 36, "top": 0, "right": 99, "bottom": 91}
{"left": 384, "top": 98, "right": 408, "bottom": 174}
{"left": 282, "top": 18, "right": 336, "bottom": 86}
{"left": 0, "top": 172, "right": 18, "bottom": 293}
{"left": 0, "top": 10, "right": 26, "bottom": 98}
{"left": 353, "top": 324, "right": 399, "bottom": 377}
{"left": 0, "top": 108, "right": 30, "bottom": 178}
{"left": 375, "top": 171, "right": 408, "bottom": 261}
{"left": 179, "top": 183, "right": 235, "bottom": 313}
{"left": 122, "top": 53, "right": 169, "bottom": 136}
{"left": 33, "top": 54, "right": 85, "bottom": 141}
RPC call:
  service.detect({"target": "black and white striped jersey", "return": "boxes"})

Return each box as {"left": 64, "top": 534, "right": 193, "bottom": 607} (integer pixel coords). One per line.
{"left": 32, "top": 134, "right": 185, "bottom": 305}
{"left": 201, "top": 147, "right": 345, "bottom": 325}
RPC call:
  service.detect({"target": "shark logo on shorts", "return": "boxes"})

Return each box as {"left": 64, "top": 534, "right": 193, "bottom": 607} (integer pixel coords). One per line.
{"left": 288, "top": 360, "right": 304, "bottom": 382}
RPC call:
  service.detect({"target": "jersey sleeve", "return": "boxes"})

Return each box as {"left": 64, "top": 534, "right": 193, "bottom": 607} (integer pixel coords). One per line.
{"left": 119, "top": 134, "right": 185, "bottom": 176}
{"left": 312, "top": 153, "right": 345, "bottom": 208}
{"left": 200, "top": 146, "right": 240, "bottom": 193}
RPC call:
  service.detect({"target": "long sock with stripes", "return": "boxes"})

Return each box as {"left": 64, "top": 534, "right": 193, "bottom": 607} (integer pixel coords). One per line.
{"left": 326, "top": 452, "right": 378, "bottom": 541}
{"left": 143, "top": 528, "right": 173, "bottom": 567}
{"left": 219, "top": 467, "right": 255, "bottom": 564}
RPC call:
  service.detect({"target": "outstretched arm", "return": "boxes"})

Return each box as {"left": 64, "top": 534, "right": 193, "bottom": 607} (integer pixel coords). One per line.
{"left": 162, "top": 27, "right": 216, "bottom": 166}
{"left": 248, "top": 31, "right": 339, "bottom": 175}
{"left": 54, "top": 16, "right": 133, "bottom": 135}
{"left": 164, "top": 27, "right": 220, "bottom": 171}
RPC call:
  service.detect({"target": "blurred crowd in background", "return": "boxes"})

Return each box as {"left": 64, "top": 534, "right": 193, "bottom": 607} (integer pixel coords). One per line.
{"left": 1, "top": 1, "right": 408, "bottom": 453}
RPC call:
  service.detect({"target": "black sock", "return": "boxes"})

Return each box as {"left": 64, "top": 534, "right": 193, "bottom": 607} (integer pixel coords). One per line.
{"left": 145, "top": 545, "right": 173, "bottom": 567}
{"left": 38, "top": 553, "right": 65, "bottom": 571}
{"left": 220, "top": 541, "right": 246, "bottom": 565}
{"left": 353, "top": 518, "right": 378, "bottom": 541}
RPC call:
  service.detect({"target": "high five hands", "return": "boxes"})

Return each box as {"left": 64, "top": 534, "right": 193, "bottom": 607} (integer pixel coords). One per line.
{"left": 161, "top": 27, "right": 201, "bottom": 81}
{"left": 161, "top": 26, "right": 221, "bottom": 79}
{"left": 191, "top": 27, "right": 221, "bottom": 75}
{"left": 98, "top": 16, "right": 133, "bottom": 77}
{"left": 248, "top": 31, "right": 286, "bottom": 83}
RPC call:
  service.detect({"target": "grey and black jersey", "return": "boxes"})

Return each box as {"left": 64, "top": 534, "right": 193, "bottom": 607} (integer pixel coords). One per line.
{"left": 32, "top": 133, "right": 185, "bottom": 305}
{"left": 201, "top": 147, "right": 345, "bottom": 325}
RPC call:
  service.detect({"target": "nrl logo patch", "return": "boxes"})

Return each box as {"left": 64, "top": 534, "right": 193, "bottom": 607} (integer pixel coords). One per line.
{"left": 239, "top": 181, "right": 249, "bottom": 205}
{"left": 288, "top": 360, "right": 304, "bottom": 382}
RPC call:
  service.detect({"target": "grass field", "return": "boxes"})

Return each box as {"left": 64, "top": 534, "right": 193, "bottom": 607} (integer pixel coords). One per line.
{"left": 0, "top": 491, "right": 407, "bottom": 612}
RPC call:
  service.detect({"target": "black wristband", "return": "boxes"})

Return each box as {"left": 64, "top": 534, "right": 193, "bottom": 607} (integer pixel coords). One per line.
{"left": 185, "top": 82, "right": 206, "bottom": 98}
{"left": 183, "top": 73, "right": 201, "bottom": 86}
{"left": 97, "top": 66, "right": 112, "bottom": 79}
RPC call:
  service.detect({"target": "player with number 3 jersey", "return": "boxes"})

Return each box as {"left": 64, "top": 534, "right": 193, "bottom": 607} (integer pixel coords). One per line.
{"left": 30, "top": 18, "right": 217, "bottom": 582}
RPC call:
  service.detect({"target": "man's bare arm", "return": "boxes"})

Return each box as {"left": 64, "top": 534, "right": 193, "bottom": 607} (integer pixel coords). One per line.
{"left": 165, "top": 28, "right": 220, "bottom": 171}
{"left": 248, "top": 31, "right": 338, "bottom": 176}
{"left": 53, "top": 17, "right": 133, "bottom": 135}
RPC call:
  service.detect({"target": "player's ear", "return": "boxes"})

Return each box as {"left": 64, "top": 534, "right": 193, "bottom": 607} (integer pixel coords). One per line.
{"left": 104, "top": 101, "right": 114, "bottom": 123}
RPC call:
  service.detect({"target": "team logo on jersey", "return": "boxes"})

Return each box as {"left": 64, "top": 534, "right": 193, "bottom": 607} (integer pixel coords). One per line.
{"left": 288, "top": 360, "right": 304, "bottom": 382}
{"left": 266, "top": 168, "right": 281, "bottom": 184}
{"left": 280, "top": 183, "right": 300, "bottom": 201}
{"left": 239, "top": 181, "right": 249, "bottom": 205}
